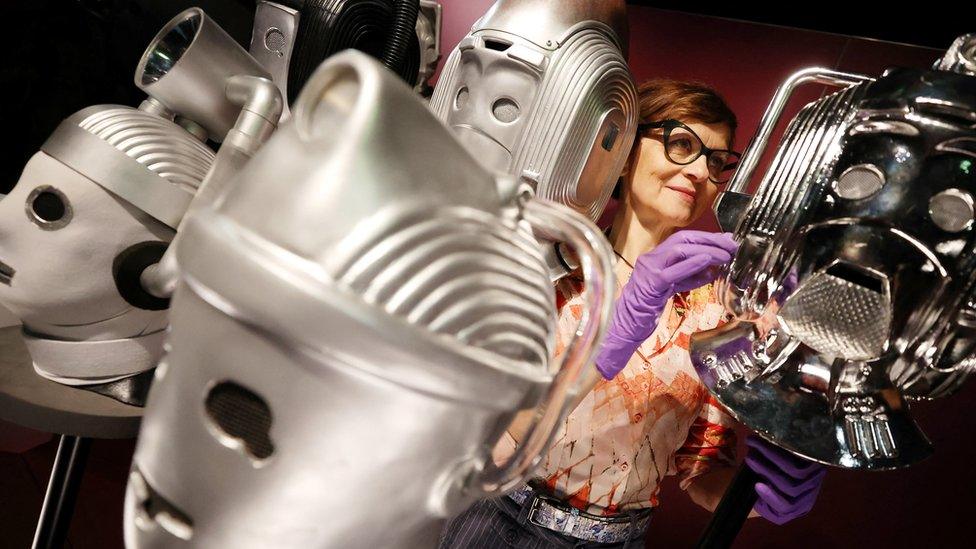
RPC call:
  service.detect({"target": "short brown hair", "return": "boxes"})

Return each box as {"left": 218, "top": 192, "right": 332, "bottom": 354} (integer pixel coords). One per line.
{"left": 611, "top": 79, "right": 737, "bottom": 200}
{"left": 636, "top": 78, "right": 737, "bottom": 147}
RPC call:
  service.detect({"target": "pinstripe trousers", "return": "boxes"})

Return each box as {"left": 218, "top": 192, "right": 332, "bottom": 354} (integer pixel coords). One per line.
{"left": 438, "top": 496, "right": 647, "bottom": 549}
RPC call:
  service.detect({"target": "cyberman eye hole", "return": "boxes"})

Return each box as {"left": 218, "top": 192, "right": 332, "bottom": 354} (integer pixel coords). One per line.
{"left": 25, "top": 185, "right": 72, "bottom": 230}
{"left": 483, "top": 38, "right": 512, "bottom": 52}
{"left": 833, "top": 164, "right": 886, "bottom": 201}
{"left": 492, "top": 97, "right": 521, "bottom": 124}
{"left": 929, "top": 188, "right": 976, "bottom": 233}
{"left": 204, "top": 381, "right": 276, "bottom": 464}
{"left": 454, "top": 86, "right": 469, "bottom": 110}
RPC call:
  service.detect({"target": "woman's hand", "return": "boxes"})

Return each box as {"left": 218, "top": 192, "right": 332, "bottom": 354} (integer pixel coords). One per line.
{"left": 595, "top": 230, "right": 738, "bottom": 379}
{"left": 745, "top": 435, "right": 826, "bottom": 525}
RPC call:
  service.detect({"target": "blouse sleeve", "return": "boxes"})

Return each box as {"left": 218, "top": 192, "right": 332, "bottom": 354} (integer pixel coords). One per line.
{"left": 674, "top": 393, "right": 738, "bottom": 490}
{"left": 674, "top": 282, "right": 738, "bottom": 489}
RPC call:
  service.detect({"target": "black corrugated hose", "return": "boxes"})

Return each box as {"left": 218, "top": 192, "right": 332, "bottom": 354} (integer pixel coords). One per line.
{"left": 380, "top": 0, "right": 419, "bottom": 76}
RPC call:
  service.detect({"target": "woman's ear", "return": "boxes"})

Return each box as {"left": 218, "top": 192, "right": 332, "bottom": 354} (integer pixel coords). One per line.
{"left": 620, "top": 134, "right": 643, "bottom": 179}
{"left": 620, "top": 146, "right": 634, "bottom": 179}
{"left": 613, "top": 138, "right": 641, "bottom": 199}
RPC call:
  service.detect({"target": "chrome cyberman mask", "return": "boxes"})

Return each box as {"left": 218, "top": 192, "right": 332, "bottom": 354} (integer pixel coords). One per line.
{"left": 691, "top": 34, "right": 976, "bottom": 469}
{"left": 0, "top": 8, "right": 276, "bottom": 406}
{"left": 249, "top": 0, "right": 439, "bottom": 111}
{"left": 429, "top": 0, "right": 637, "bottom": 239}
{"left": 124, "top": 50, "right": 614, "bottom": 548}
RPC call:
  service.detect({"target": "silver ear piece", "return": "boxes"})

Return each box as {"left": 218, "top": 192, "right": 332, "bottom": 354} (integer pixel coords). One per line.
{"left": 113, "top": 241, "right": 171, "bottom": 311}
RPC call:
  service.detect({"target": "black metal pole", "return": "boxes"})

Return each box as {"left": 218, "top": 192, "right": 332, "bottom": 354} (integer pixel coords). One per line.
{"left": 32, "top": 435, "right": 92, "bottom": 549}
{"left": 696, "top": 462, "right": 760, "bottom": 549}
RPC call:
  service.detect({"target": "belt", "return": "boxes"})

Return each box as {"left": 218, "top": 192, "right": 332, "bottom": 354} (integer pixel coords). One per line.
{"left": 508, "top": 485, "right": 652, "bottom": 544}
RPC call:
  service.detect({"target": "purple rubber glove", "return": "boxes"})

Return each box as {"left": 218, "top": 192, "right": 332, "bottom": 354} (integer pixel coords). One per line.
{"left": 595, "top": 230, "right": 738, "bottom": 379}
{"left": 781, "top": 267, "right": 799, "bottom": 298}
{"left": 745, "top": 435, "right": 826, "bottom": 525}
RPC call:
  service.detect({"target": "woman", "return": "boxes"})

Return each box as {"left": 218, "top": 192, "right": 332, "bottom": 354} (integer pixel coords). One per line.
{"left": 440, "top": 79, "right": 825, "bottom": 548}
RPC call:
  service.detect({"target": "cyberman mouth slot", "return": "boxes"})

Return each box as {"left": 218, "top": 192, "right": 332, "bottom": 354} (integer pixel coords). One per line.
{"left": 130, "top": 468, "right": 194, "bottom": 540}
{"left": 825, "top": 262, "right": 884, "bottom": 293}
{"left": 0, "top": 259, "right": 15, "bottom": 286}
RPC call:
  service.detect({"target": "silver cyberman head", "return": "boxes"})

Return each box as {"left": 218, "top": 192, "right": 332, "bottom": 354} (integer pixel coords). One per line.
{"left": 124, "top": 50, "right": 614, "bottom": 549}
{"left": 0, "top": 105, "right": 214, "bottom": 394}
{"left": 0, "top": 7, "right": 273, "bottom": 405}
{"left": 430, "top": 0, "right": 637, "bottom": 228}
{"left": 691, "top": 36, "right": 976, "bottom": 470}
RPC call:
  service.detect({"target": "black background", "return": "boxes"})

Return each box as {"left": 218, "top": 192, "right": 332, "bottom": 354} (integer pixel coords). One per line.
{"left": 2, "top": 2, "right": 967, "bottom": 192}
{"left": 0, "top": 0, "right": 254, "bottom": 193}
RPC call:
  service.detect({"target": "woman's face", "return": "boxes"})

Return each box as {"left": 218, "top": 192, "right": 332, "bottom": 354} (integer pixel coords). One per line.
{"left": 624, "top": 119, "right": 732, "bottom": 230}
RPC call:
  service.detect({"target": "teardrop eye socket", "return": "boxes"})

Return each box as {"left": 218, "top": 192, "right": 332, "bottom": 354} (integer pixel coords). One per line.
{"left": 26, "top": 185, "right": 72, "bottom": 230}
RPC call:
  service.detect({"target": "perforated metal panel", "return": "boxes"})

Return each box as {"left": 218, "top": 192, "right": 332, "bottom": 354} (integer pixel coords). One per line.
{"left": 834, "top": 164, "right": 885, "bottom": 200}
{"left": 264, "top": 27, "right": 287, "bottom": 55}
{"left": 780, "top": 270, "right": 891, "bottom": 360}
{"left": 929, "top": 189, "right": 975, "bottom": 232}
{"left": 492, "top": 98, "right": 520, "bottom": 123}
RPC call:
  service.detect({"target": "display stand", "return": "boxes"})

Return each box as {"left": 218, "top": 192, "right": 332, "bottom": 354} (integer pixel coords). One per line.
{"left": 0, "top": 326, "right": 142, "bottom": 549}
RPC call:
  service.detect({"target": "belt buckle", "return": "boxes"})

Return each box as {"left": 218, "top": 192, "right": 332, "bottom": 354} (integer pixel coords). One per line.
{"left": 526, "top": 493, "right": 549, "bottom": 528}
{"left": 527, "top": 493, "right": 580, "bottom": 535}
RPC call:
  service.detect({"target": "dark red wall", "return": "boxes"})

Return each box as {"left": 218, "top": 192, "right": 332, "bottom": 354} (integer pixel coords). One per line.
{"left": 437, "top": 2, "right": 974, "bottom": 548}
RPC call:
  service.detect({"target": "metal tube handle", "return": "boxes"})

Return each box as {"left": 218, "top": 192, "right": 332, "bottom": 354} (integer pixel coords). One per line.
{"left": 724, "top": 67, "right": 874, "bottom": 197}
{"left": 471, "top": 197, "right": 615, "bottom": 496}
{"left": 141, "top": 75, "right": 283, "bottom": 299}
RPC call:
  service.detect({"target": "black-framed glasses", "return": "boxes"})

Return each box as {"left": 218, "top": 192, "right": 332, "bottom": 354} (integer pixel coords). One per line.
{"left": 639, "top": 119, "right": 741, "bottom": 184}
